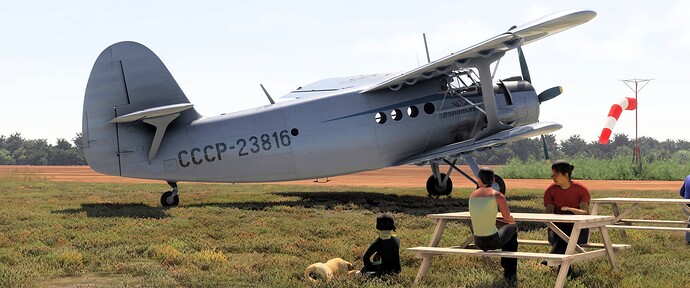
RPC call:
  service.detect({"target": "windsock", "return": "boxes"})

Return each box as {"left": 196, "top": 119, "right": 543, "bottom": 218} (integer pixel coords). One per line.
{"left": 599, "top": 97, "right": 637, "bottom": 144}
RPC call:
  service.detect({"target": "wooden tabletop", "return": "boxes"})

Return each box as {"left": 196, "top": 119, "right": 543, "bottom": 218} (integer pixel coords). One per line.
{"left": 592, "top": 197, "right": 690, "bottom": 204}
{"left": 427, "top": 212, "right": 614, "bottom": 223}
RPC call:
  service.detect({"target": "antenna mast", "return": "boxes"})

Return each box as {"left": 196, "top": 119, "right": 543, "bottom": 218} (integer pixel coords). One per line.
{"left": 422, "top": 33, "right": 431, "bottom": 63}
{"left": 620, "top": 78, "right": 652, "bottom": 171}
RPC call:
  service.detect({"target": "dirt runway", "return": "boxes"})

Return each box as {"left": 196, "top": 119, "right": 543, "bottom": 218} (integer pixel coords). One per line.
{"left": 0, "top": 165, "right": 683, "bottom": 191}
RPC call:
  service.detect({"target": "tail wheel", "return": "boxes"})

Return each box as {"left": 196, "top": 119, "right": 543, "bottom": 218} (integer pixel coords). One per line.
{"left": 161, "top": 191, "right": 179, "bottom": 207}
{"left": 426, "top": 174, "right": 453, "bottom": 198}
{"left": 494, "top": 175, "right": 506, "bottom": 195}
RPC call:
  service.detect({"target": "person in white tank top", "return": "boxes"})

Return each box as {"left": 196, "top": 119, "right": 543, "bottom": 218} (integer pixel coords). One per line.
{"left": 469, "top": 167, "right": 518, "bottom": 285}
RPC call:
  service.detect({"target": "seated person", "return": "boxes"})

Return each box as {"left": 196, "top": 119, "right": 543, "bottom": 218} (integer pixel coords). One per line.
{"left": 544, "top": 160, "right": 591, "bottom": 256}
{"left": 360, "top": 213, "right": 401, "bottom": 277}
{"left": 469, "top": 167, "right": 518, "bottom": 283}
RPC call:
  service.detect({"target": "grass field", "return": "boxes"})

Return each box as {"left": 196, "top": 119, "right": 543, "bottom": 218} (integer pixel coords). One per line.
{"left": 1, "top": 172, "right": 689, "bottom": 287}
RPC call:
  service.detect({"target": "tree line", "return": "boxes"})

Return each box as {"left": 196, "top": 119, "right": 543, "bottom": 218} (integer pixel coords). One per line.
{"left": 464, "top": 133, "right": 690, "bottom": 165}
{"left": 0, "top": 133, "right": 85, "bottom": 165}
{"left": 1, "top": 132, "right": 689, "bottom": 166}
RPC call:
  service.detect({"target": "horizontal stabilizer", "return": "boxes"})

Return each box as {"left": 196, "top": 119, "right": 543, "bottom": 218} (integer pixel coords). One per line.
{"left": 109, "top": 103, "right": 193, "bottom": 161}
{"left": 396, "top": 122, "right": 562, "bottom": 165}
{"left": 110, "top": 103, "right": 194, "bottom": 123}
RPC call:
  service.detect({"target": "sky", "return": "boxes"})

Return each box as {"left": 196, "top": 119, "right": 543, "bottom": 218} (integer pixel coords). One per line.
{"left": 1, "top": 1, "right": 689, "bottom": 145}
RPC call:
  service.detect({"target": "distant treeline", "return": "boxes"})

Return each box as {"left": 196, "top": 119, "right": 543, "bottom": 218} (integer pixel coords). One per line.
{"left": 481, "top": 134, "right": 690, "bottom": 180}
{"left": 1, "top": 132, "right": 689, "bottom": 169}
{"left": 472, "top": 134, "right": 690, "bottom": 165}
{"left": 0, "top": 133, "right": 85, "bottom": 165}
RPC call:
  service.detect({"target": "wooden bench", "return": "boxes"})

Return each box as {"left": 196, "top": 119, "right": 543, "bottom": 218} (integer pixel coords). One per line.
{"left": 609, "top": 218, "right": 690, "bottom": 231}
{"left": 408, "top": 246, "right": 572, "bottom": 266}
{"left": 409, "top": 242, "right": 630, "bottom": 267}
{"left": 607, "top": 225, "right": 690, "bottom": 231}
{"left": 515, "top": 239, "right": 631, "bottom": 251}
{"left": 458, "top": 235, "right": 631, "bottom": 254}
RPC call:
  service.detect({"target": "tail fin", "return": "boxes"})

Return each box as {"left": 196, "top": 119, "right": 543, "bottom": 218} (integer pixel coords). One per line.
{"left": 82, "top": 41, "right": 200, "bottom": 176}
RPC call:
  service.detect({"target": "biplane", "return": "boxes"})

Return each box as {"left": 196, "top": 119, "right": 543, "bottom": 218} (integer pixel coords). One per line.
{"left": 82, "top": 9, "right": 596, "bottom": 206}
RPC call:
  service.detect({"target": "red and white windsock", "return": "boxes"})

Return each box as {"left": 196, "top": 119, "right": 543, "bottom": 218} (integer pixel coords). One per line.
{"left": 599, "top": 97, "right": 637, "bottom": 144}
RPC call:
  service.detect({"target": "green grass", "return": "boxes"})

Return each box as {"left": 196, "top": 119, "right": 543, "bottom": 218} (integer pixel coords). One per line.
{"left": 1, "top": 174, "right": 689, "bottom": 287}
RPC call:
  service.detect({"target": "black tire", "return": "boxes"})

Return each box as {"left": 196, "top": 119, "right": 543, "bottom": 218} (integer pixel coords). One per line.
{"left": 160, "top": 191, "right": 179, "bottom": 207}
{"left": 426, "top": 174, "right": 453, "bottom": 197}
{"left": 494, "top": 174, "right": 506, "bottom": 195}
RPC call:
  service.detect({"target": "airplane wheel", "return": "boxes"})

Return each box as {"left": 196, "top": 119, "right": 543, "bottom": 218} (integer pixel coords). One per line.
{"left": 426, "top": 174, "right": 453, "bottom": 198}
{"left": 494, "top": 175, "right": 506, "bottom": 195}
{"left": 160, "top": 191, "right": 179, "bottom": 207}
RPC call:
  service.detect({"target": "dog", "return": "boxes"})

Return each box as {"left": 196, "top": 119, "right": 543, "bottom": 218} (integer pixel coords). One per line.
{"left": 304, "top": 258, "right": 354, "bottom": 283}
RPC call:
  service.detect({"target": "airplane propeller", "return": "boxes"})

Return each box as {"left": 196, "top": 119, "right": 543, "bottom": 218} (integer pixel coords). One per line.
{"left": 538, "top": 86, "right": 563, "bottom": 103}
{"left": 541, "top": 134, "right": 551, "bottom": 162}
{"left": 517, "top": 46, "right": 563, "bottom": 103}
{"left": 516, "top": 45, "right": 557, "bottom": 162}
{"left": 517, "top": 46, "right": 532, "bottom": 83}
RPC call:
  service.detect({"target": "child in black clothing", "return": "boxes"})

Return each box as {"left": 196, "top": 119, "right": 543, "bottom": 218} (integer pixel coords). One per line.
{"left": 360, "top": 213, "right": 402, "bottom": 277}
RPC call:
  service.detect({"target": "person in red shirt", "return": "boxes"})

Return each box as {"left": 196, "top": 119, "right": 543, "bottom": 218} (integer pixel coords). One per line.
{"left": 543, "top": 160, "right": 591, "bottom": 257}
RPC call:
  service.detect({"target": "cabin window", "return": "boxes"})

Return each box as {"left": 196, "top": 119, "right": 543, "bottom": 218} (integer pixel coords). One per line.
{"left": 391, "top": 109, "right": 402, "bottom": 121}
{"left": 375, "top": 112, "right": 387, "bottom": 124}
{"left": 407, "top": 106, "right": 419, "bottom": 118}
{"left": 291, "top": 128, "right": 299, "bottom": 136}
{"left": 424, "top": 103, "right": 435, "bottom": 114}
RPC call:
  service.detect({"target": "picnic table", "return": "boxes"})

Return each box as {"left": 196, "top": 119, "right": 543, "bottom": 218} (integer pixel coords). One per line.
{"left": 591, "top": 197, "right": 690, "bottom": 240}
{"left": 408, "top": 212, "right": 626, "bottom": 288}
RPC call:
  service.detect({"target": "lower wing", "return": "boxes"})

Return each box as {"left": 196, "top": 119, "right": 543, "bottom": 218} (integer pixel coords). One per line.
{"left": 395, "top": 122, "right": 562, "bottom": 165}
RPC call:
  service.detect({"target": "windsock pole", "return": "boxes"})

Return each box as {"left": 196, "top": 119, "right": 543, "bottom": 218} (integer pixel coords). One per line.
{"left": 620, "top": 78, "right": 652, "bottom": 169}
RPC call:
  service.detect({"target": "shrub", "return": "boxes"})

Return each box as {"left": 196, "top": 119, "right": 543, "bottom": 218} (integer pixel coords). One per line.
{"left": 146, "top": 244, "right": 183, "bottom": 266}
{"left": 55, "top": 250, "right": 84, "bottom": 274}
{"left": 498, "top": 154, "right": 690, "bottom": 180}
{"left": 192, "top": 249, "right": 228, "bottom": 270}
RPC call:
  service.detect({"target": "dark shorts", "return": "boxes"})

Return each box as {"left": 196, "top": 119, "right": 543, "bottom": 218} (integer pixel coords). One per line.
{"left": 474, "top": 224, "right": 518, "bottom": 251}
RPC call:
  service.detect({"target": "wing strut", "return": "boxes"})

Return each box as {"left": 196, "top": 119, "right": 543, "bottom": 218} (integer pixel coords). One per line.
{"left": 442, "top": 158, "right": 478, "bottom": 186}
{"left": 474, "top": 57, "right": 512, "bottom": 139}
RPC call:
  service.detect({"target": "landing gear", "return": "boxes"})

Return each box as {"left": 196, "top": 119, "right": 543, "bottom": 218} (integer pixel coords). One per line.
{"left": 160, "top": 181, "right": 179, "bottom": 207}
{"left": 426, "top": 161, "right": 457, "bottom": 198}
{"left": 426, "top": 173, "right": 453, "bottom": 198}
{"left": 424, "top": 155, "right": 508, "bottom": 198}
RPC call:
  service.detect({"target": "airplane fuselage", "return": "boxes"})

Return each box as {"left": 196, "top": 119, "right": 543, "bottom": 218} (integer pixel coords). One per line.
{"left": 113, "top": 79, "right": 539, "bottom": 182}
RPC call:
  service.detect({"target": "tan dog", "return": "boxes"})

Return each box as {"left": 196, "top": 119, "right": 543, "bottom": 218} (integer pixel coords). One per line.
{"left": 304, "top": 258, "right": 354, "bottom": 283}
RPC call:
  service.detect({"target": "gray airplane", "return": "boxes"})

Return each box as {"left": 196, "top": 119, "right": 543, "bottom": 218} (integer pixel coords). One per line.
{"left": 82, "top": 9, "right": 596, "bottom": 206}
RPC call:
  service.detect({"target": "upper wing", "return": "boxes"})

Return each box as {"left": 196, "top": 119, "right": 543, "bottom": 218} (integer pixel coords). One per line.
{"left": 361, "top": 9, "right": 596, "bottom": 93}
{"left": 394, "top": 122, "right": 562, "bottom": 165}
{"left": 280, "top": 73, "right": 400, "bottom": 99}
